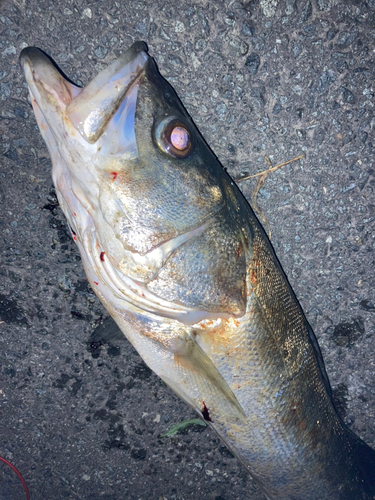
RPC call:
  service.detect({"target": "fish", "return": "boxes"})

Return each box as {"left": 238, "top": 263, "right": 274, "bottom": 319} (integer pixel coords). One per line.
{"left": 20, "top": 42, "right": 375, "bottom": 500}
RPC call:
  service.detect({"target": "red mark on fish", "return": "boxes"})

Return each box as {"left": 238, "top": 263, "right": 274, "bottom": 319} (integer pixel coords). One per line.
{"left": 201, "top": 401, "right": 213, "bottom": 422}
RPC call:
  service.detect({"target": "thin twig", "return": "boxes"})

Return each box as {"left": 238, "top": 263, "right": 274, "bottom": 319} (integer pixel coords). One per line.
{"left": 237, "top": 154, "right": 304, "bottom": 240}
{"left": 250, "top": 168, "right": 272, "bottom": 239}
{"left": 237, "top": 154, "right": 304, "bottom": 183}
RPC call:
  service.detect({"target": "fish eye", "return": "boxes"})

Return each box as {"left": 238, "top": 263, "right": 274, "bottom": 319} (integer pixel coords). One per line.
{"left": 155, "top": 117, "right": 194, "bottom": 158}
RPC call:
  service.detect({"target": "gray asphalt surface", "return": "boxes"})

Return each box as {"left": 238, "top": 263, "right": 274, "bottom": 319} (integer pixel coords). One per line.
{"left": 0, "top": 0, "right": 374, "bottom": 499}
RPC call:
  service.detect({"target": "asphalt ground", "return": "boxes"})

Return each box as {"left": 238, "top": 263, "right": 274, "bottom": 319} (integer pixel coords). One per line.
{"left": 0, "top": 0, "right": 374, "bottom": 499}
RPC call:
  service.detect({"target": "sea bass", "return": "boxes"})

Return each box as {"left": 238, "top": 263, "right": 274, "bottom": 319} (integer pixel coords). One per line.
{"left": 20, "top": 42, "right": 375, "bottom": 500}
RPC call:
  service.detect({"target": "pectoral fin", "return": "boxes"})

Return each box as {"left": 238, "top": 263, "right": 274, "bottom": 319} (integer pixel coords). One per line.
{"left": 167, "top": 336, "right": 246, "bottom": 422}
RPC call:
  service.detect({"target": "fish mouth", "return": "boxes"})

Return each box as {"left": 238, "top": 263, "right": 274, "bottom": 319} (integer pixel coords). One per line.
{"left": 18, "top": 43, "right": 152, "bottom": 273}
{"left": 19, "top": 41, "right": 149, "bottom": 146}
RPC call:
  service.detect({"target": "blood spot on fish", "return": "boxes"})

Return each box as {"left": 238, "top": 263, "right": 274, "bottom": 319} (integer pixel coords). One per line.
{"left": 73, "top": 212, "right": 77, "bottom": 216}
{"left": 110, "top": 172, "right": 118, "bottom": 181}
{"left": 100, "top": 252, "right": 105, "bottom": 262}
{"left": 201, "top": 402, "right": 213, "bottom": 422}
{"left": 93, "top": 281, "right": 99, "bottom": 285}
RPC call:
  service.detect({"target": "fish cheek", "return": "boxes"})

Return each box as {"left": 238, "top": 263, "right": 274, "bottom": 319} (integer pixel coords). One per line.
{"left": 147, "top": 217, "right": 247, "bottom": 316}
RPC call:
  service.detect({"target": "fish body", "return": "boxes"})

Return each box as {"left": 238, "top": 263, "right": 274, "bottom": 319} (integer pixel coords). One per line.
{"left": 20, "top": 42, "right": 375, "bottom": 500}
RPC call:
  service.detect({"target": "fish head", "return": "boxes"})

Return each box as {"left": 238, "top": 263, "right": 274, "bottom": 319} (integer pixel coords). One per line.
{"left": 20, "top": 42, "right": 246, "bottom": 325}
